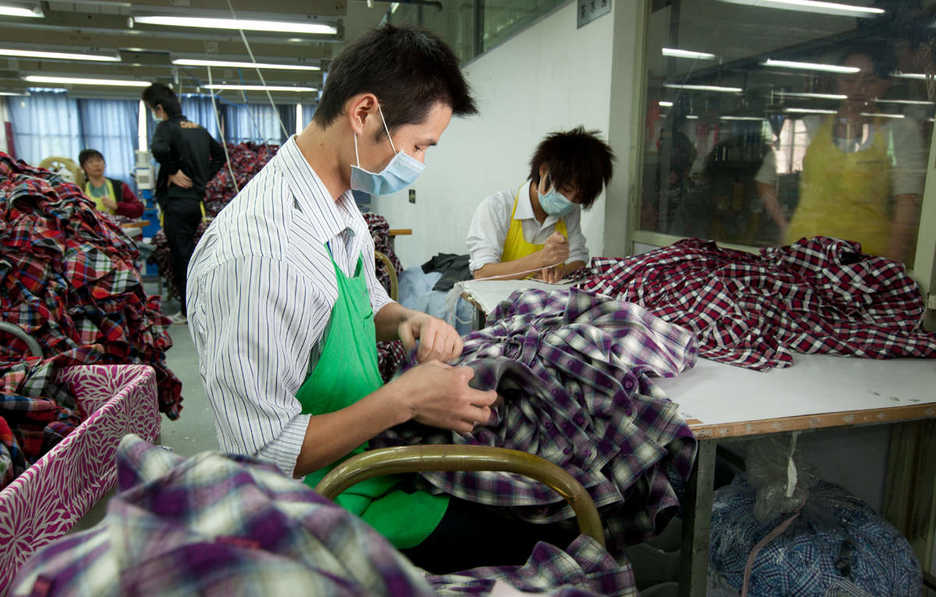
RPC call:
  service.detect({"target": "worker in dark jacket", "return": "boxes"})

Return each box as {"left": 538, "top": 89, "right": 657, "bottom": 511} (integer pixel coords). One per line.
{"left": 142, "top": 83, "right": 225, "bottom": 324}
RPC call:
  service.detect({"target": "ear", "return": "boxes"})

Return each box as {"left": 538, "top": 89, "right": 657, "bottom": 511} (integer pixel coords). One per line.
{"left": 344, "top": 93, "right": 380, "bottom": 135}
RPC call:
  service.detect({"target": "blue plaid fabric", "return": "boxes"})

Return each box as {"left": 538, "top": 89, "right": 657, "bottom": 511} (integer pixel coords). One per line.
{"left": 12, "top": 435, "right": 639, "bottom": 596}
{"left": 710, "top": 477, "right": 921, "bottom": 596}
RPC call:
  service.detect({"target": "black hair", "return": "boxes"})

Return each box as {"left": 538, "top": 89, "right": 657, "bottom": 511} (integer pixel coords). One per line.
{"left": 840, "top": 41, "right": 897, "bottom": 79}
{"left": 141, "top": 83, "right": 182, "bottom": 118}
{"left": 528, "top": 127, "right": 615, "bottom": 209}
{"left": 314, "top": 24, "right": 477, "bottom": 134}
{"left": 78, "top": 148, "right": 104, "bottom": 169}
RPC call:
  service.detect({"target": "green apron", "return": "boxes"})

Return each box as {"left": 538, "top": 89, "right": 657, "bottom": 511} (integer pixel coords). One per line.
{"left": 297, "top": 246, "right": 448, "bottom": 549}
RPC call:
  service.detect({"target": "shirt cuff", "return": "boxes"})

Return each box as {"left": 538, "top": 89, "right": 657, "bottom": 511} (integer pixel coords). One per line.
{"left": 469, "top": 252, "right": 500, "bottom": 272}
{"left": 256, "top": 413, "right": 311, "bottom": 478}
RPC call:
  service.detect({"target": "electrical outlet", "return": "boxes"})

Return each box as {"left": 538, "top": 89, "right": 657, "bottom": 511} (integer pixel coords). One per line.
{"left": 408, "top": 189, "right": 416, "bottom": 204}
{"left": 577, "top": 0, "right": 611, "bottom": 28}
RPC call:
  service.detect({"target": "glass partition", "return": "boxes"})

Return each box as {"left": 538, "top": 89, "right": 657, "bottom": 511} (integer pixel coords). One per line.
{"left": 640, "top": 0, "right": 934, "bottom": 265}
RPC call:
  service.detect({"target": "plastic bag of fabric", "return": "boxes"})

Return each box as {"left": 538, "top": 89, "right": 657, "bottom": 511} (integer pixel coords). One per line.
{"left": 709, "top": 474, "right": 921, "bottom": 596}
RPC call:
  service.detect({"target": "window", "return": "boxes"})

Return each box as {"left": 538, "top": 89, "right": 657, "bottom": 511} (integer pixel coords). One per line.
{"left": 640, "top": 0, "right": 934, "bottom": 266}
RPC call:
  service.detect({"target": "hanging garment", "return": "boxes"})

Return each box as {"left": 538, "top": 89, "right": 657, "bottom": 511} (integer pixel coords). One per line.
{"left": 362, "top": 213, "right": 407, "bottom": 382}
{"left": 375, "top": 288, "right": 698, "bottom": 549}
{"left": 11, "top": 434, "right": 638, "bottom": 597}
{"left": 575, "top": 237, "right": 936, "bottom": 371}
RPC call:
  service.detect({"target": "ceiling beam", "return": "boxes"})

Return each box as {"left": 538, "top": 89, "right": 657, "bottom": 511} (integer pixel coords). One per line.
{"left": 0, "top": 25, "right": 333, "bottom": 60}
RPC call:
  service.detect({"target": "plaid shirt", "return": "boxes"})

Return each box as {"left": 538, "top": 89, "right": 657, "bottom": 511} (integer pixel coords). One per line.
{"left": 12, "top": 434, "right": 637, "bottom": 596}
{"left": 375, "top": 288, "right": 698, "bottom": 548}
{"left": 575, "top": 237, "right": 936, "bottom": 370}
{"left": 0, "top": 153, "right": 180, "bottom": 488}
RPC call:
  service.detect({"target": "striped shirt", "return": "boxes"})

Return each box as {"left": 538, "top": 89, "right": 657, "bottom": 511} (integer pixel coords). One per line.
{"left": 186, "top": 136, "right": 393, "bottom": 477}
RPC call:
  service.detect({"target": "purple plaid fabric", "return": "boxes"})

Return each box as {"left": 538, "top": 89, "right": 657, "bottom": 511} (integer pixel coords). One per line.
{"left": 375, "top": 288, "right": 698, "bottom": 548}
{"left": 363, "top": 213, "right": 407, "bottom": 382}
{"left": 12, "top": 435, "right": 638, "bottom": 596}
{"left": 575, "top": 237, "right": 936, "bottom": 371}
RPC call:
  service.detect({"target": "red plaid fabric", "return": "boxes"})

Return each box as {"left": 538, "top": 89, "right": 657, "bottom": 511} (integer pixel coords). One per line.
{"left": 575, "top": 237, "right": 936, "bottom": 370}
{"left": 0, "top": 152, "right": 181, "bottom": 490}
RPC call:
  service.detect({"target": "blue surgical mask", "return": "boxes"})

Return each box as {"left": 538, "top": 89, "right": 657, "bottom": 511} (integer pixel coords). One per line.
{"left": 538, "top": 180, "right": 576, "bottom": 217}
{"left": 350, "top": 104, "right": 425, "bottom": 196}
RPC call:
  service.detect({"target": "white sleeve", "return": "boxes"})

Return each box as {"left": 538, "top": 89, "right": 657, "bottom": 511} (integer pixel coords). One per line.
{"left": 890, "top": 120, "right": 926, "bottom": 197}
{"left": 466, "top": 192, "right": 512, "bottom": 272}
{"left": 755, "top": 149, "right": 778, "bottom": 186}
{"left": 187, "top": 257, "right": 330, "bottom": 477}
{"left": 564, "top": 207, "right": 589, "bottom": 264}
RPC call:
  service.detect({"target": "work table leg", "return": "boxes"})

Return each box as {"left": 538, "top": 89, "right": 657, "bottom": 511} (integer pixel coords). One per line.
{"left": 679, "top": 439, "right": 717, "bottom": 597}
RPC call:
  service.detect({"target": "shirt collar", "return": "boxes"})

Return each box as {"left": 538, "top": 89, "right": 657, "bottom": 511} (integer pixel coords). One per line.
{"left": 515, "top": 180, "right": 560, "bottom": 227}
{"left": 277, "top": 135, "right": 359, "bottom": 243}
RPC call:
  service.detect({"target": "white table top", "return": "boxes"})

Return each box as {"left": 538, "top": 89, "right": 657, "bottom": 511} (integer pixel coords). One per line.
{"left": 655, "top": 354, "right": 936, "bottom": 438}
{"left": 459, "top": 279, "right": 572, "bottom": 315}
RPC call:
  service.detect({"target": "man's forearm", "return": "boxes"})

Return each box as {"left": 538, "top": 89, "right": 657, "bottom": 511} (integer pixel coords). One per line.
{"left": 887, "top": 194, "right": 922, "bottom": 264}
{"left": 473, "top": 251, "right": 548, "bottom": 280}
{"left": 374, "top": 301, "right": 413, "bottom": 342}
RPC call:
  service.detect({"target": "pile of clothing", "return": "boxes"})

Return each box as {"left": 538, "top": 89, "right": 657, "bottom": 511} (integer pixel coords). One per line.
{"left": 148, "top": 142, "right": 279, "bottom": 300}
{"left": 11, "top": 434, "right": 639, "bottom": 596}
{"left": 363, "top": 213, "right": 407, "bottom": 382}
{"left": 376, "top": 288, "right": 698, "bottom": 550}
{"left": 0, "top": 152, "right": 179, "bottom": 491}
{"left": 574, "top": 237, "right": 936, "bottom": 370}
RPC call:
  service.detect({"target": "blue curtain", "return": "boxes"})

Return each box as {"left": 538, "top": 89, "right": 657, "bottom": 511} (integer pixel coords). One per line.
{"left": 181, "top": 95, "right": 220, "bottom": 139}
{"left": 222, "top": 104, "right": 286, "bottom": 144}
{"left": 9, "top": 92, "right": 81, "bottom": 169}
{"left": 77, "top": 99, "right": 138, "bottom": 186}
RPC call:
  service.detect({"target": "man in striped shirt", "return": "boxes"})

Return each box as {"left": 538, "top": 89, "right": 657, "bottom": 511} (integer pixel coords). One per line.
{"left": 187, "top": 26, "right": 571, "bottom": 570}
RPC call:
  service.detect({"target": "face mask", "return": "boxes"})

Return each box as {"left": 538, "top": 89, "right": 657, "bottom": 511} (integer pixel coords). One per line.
{"left": 538, "top": 177, "right": 576, "bottom": 217}
{"left": 350, "top": 103, "right": 425, "bottom": 196}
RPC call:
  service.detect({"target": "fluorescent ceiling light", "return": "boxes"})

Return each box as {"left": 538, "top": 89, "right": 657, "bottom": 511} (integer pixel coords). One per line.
{"left": 659, "top": 100, "right": 674, "bottom": 107}
{"left": 0, "top": 4, "right": 42, "bottom": 18}
{"left": 0, "top": 91, "right": 25, "bottom": 96}
{"left": 877, "top": 98, "right": 935, "bottom": 106}
{"left": 861, "top": 112, "right": 904, "bottom": 119}
{"left": 22, "top": 75, "right": 149, "bottom": 87}
{"left": 662, "top": 48, "right": 716, "bottom": 60}
{"left": 779, "top": 91, "right": 847, "bottom": 100}
{"left": 664, "top": 83, "right": 742, "bottom": 93}
{"left": 720, "top": 116, "right": 765, "bottom": 121}
{"left": 784, "top": 107, "right": 837, "bottom": 114}
{"left": 686, "top": 115, "right": 700, "bottom": 119}
{"left": 762, "top": 59, "right": 859, "bottom": 73}
{"left": 203, "top": 83, "right": 317, "bottom": 92}
{"left": 719, "top": 0, "right": 884, "bottom": 18}
{"left": 132, "top": 16, "right": 336, "bottom": 35}
{"left": 892, "top": 72, "right": 926, "bottom": 80}
{"left": 173, "top": 58, "right": 320, "bottom": 71}
{"left": 0, "top": 48, "right": 119, "bottom": 62}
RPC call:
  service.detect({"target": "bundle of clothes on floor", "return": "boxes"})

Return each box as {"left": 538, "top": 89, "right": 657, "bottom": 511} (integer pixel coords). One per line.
{"left": 0, "top": 152, "right": 179, "bottom": 491}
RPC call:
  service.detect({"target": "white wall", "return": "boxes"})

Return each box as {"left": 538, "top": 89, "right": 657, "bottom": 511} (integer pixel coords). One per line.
{"left": 375, "top": 0, "right": 615, "bottom": 268}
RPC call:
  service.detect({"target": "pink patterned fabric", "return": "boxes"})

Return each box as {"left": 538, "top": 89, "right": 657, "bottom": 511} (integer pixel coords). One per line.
{"left": 0, "top": 365, "right": 160, "bottom": 595}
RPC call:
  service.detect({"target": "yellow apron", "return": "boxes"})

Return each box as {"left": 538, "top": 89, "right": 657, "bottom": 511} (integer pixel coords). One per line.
{"left": 787, "top": 117, "right": 892, "bottom": 257}
{"left": 84, "top": 180, "right": 117, "bottom": 215}
{"left": 501, "top": 186, "right": 568, "bottom": 263}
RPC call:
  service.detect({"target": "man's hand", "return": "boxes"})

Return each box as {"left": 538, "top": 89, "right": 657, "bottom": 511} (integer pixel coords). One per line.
{"left": 101, "top": 196, "right": 118, "bottom": 212}
{"left": 539, "top": 232, "right": 569, "bottom": 268}
{"left": 539, "top": 264, "right": 565, "bottom": 283}
{"left": 398, "top": 311, "right": 463, "bottom": 363}
{"left": 390, "top": 362, "right": 497, "bottom": 434}
{"left": 169, "top": 170, "right": 193, "bottom": 189}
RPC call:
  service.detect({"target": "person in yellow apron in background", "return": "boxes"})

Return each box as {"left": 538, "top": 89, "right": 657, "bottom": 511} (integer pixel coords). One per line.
{"left": 78, "top": 149, "right": 144, "bottom": 219}
{"left": 186, "top": 25, "right": 577, "bottom": 574}
{"left": 768, "top": 46, "right": 925, "bottom": 264}
{"left": 467, "top": 127, "right": 615, "bottom": 282}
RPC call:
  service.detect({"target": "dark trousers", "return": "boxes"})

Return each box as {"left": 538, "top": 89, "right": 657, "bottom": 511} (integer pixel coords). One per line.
{"left": 400, "top": 497, "right": 579, "bottom": 574}
{"left": 162, "top": 195, "right": 202, "bottom": 314}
